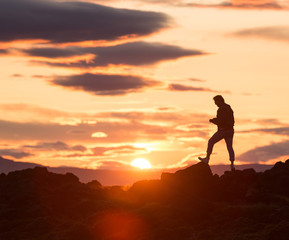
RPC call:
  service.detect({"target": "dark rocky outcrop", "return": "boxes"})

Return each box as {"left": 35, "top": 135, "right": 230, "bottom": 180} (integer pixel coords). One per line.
{"left": 1, "top": 161, "right": 289, "bottom": 240}
{"left": 161, "top": 162, "right": 215, "bottom": 197}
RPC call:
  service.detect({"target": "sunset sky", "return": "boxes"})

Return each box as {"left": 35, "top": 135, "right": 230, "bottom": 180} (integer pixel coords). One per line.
{"left": 1, "top": 0, "right": 289, "bottom": 170}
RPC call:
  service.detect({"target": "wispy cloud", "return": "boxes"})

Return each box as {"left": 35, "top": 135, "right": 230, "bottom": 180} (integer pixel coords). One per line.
{"left": 168, "top": 0, "right": 286, "bottom": 10}
{"left": 87, "top": 160, "right": 131, "bottom": 170}
{"left": 0, "top": 49, "right": 9, "bottom": 55}
{"left": 238, "top": 140, "right": 289, "bottom": 163}
{"left": 189, "top": 78, "right": 206, "bottom": 83}
{"left": 0, "top": 103, "right": 77, "bottom": 122}
{"left": 22, "top": 41, "right": 205, "bottom": 68}
{"left": 0, "top": 109, "right": 209, "bottom": 144}
{"left": 245, "top": 127, "right": 289, "bottom": 136}
{"left": 108, "top": 0, "right": 287, "bottom": 10}
{"left": 91, "top": 145, "right": 148, "bottom": 156}
{"left": 168, "top": 83, "right": 229, "bottom": 93}
{"left": 166, "top": 152, "right": 200, "bottom": 169}
{"left": 0, "top": 0, "right": 170, "bottom": 43}
{"left": 23, "top": 141, "right": 87, "bottom": 152}
{"left": 0, "top": 148, "right": 32, "bottom": 159}
{"left": 51, "top": 73, "right": 161, "bottom": 96}
{"left": 189, "top": 0, "right": 286, "bottom": 10}
{"left": 234, "top": 26, "right": 289, "bottom": 42}
{"left": 0, "top": 103, "right": 211, "bottom": 126}
{"left": 0, "top": 105, "right": 211, "bottom": 165}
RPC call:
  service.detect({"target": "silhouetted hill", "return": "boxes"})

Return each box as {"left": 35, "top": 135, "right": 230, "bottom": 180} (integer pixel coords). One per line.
{"left": 1, "top": 160, "right": 289, "bottom": 240}
{"left": 48, "top": 166, "right": 162, "bottom": 186}
{"left": 0, "top": 156, "right": 273, "bottom": 185}
{"left": 0, "top": 157, "right": 162, "bottom": 185}
{"left": 0, "top": 156, "right": 42, "bottom": 173}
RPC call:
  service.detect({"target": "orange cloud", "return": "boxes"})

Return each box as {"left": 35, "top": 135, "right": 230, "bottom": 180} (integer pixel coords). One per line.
{"left": 187, "top": 0, "right": 286, "bottom": 10}
{"left": 234, "top": 26, "right": 289, "bottom": 42}
{"left": 232, "top": 0, "right": 273, "bottom": 4}
{"left": 230, "top": 0, "right": 285, "bottom": 9}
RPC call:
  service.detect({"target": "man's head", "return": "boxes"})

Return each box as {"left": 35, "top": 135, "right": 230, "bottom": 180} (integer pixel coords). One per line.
{"left": 213, "top": 95, "right": 225, "bottom": 107}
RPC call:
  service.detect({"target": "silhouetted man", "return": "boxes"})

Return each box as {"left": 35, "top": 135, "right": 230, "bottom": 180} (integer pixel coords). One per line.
{"left": 198, "top": 95, "right": 235, "bottom": 171}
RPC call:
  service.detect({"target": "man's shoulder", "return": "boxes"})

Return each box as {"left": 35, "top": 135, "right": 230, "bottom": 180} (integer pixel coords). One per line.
{"left": 218, "top": 103, "right": 233, "bottom": 113}
{"left": 219, "top": 103, "right": 230, "bottom": 109}
{"left": 224, "top": 103, "right": 233, "bottom": 110}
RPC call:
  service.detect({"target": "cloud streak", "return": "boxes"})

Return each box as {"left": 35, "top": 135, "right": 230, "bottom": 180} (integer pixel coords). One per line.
{"left": 23, "top": 141, "right": 87, "bottom": 152}
{"left": 113, "top": 0, "right": 287, "bottom": 10}
{"left": 0, "top": 103, "right": 211, "bottom": 126}
{"left": 244, "top": 127, "right": 289, "bottom": 136}
{"left": 168, "top": 83, "right": 227, "bottom": 93}
{"left": 170, "top": 0, "right": 286, "bottom": 10}
{"left": 238, "top": 140, "right": 289, "bottom": 163}
{"left": 51, "top": 73, "right": 161, "bottom": 96}
{"left": 0, "top": 106, "right": 211, "bottom": 165}
{"left": 23, "top": 41, "right": 205, "bottom": 67}
{"left": 234, "top": 26, "right": 289, "bottom": 42}
{"left": 0, "top": 0, "right": 170, "bottom": 43}
{"left": 0, "top": 49, "right": 9, "bottom": 55}
{"left": 91, "top": 145, "right": 147, "bottom": 157}
{"left": 193, "top": 0, "right": 285, "bottom": 10}
{"left": 0, "top": 109, "right": 209, "bottom": 144}
{"left": 0, "top": 148, "right": 32, "bottom": 159}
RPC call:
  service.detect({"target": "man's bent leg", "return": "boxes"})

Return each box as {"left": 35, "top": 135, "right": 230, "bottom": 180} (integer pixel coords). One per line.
{"left": 224, "top": 131, "right": 235, "bottom": 161}
{"left": 224, "top": 130, "right": 235, "bottom": 171}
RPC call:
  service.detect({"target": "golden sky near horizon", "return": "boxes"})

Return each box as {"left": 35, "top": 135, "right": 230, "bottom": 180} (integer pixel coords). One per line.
{"left": 1, "top": 0, "right": 289, "bottom": 170}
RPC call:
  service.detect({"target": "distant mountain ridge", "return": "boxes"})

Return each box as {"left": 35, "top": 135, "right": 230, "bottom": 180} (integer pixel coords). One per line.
{"left": 0, "top": 156, "right": 42, "bottom": 172}
{"left": 0, "top": 156, "right": 273, "bottom": 185}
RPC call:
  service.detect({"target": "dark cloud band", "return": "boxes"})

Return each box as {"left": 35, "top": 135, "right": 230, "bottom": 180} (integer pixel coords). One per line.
{"left": 238, "top": 140, "right": 289, "bottom": 163}
{"left": 23, "top": 41, "right": 205, "bottom": 67}
{"left": 0, "top": 0, "right": 170, "bottom": 43}
{"left": 52, "top": 73, "right": 161, "bottom": 95}
{"left": 168, "top": 84, "right": 215, "bottom": 92}
{"left": 23, "top": 141, "right": 87, "bottom": 152}
{"left": 0, "top": 149, "right": 32, "bottom": 159}
{"left": 168, "top": 83, "right": 230, "bottom": 94}
{"left": 177, "top": 0, "right": 285, "bottom": 10}
{"left": 234, "top": 26, "right": 289, "bottom": 42}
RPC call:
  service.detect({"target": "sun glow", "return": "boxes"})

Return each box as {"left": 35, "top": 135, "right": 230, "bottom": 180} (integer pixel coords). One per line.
{"left": 131, "top": 158, "right": 152, "bottom": 169}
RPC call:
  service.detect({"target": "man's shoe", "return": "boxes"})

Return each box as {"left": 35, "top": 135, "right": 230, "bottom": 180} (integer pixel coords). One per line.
{"left": 230, "top": 163, "right": 235, "bottom": 171}
{"left": 198, "top": 157, "right": 209, "bottom": 164}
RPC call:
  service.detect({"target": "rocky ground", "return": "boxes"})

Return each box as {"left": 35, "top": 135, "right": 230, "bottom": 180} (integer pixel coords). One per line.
{"left": 1, "top": 160, "right": 289, "bottom": 240}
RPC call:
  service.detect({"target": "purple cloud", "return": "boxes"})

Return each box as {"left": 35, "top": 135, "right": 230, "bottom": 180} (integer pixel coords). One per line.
{"left": 23, "top": 141, "right": 87, "bottom": 152}
{"left": 0, "top": 49, "right": 9, "bottom": 55}
{"left": 234, "top": 26, "right": 289, "bottom": 42}
{"left": 52, "top": 73, "right": 161, "bottom": 96}
{"left": 238, "top": 140, "right": 289, "bottom": 163}
{"left": 126, "top": 0, "right": 286, "bottom": 10}
{"left": 168, "top": 83, "right": 230, "bottom": 93}
{"left": 23, "top": 41, "right": 205, "bottom": 67}
{"left": 0, "top": 148, "right": 32, "bottom": 159}
{"left": 0, "top": 0, "right": 170, "bottom": 43}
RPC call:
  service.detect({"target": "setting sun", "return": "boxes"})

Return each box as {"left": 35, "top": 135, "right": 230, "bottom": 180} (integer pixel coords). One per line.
{"left": 131, "top": 158, "right": 152, "bottom": 170}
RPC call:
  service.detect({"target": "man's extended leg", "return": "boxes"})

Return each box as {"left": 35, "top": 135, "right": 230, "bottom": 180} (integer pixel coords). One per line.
{"left": 199, "top": 131, "right": 224, "bottom": 164}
